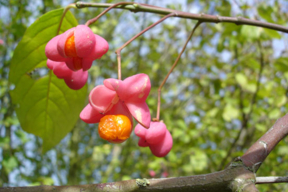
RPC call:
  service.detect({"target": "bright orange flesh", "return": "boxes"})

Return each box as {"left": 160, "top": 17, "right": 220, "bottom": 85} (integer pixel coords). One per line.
{"left": 64, "top": 34, "right": 82, "bottom": 70}
{"left": 65, "top": 35, "right": 77, "bottom": 57}
{"left": 98, "top": 115, "right": 132, "bottom": 143}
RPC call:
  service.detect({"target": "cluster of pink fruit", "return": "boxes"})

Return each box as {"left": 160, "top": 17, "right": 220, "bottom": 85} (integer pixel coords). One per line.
{"left": 45, "top": 25, "right": 108, "bottom": 90}
{"left": 45, "top": 25, "right": 173, "bottom": 157}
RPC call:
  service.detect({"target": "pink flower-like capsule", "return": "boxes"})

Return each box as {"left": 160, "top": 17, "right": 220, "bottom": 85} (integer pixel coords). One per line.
{"left": 134, "top": 121, "right": 173, "bottom": 157}
{"left": 45, "top": 25, "right": 109, "bottom": 71}
{"left": 47, "top": 59, "right": 88, "bottom": 90}
{"left": 80, "top": 74, "right": 152, "bottom": 142}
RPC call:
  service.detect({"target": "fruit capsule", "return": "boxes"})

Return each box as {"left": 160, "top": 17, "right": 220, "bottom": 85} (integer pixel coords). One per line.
{"left": 98, "top": 115, "right": 132, "bottom": 143}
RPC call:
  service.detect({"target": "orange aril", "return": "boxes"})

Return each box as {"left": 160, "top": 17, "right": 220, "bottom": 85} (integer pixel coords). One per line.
{"left": 64, "top": 34, "right": 82, "bottom": 70}
{"left": 65, "top": 35, "right": 77, "bottom": 57}
{"left": 98, "top": 115, "right": 132, "bottom": 143}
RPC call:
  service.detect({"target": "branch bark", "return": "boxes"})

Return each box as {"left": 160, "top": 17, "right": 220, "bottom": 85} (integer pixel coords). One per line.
{"left": 2, "top": 112, "right": 288, "bottom": 192}
{"left": 0, "top": 162, "right": 255, "bottom": 192}
{"left": 75, "top": 2, "right": 288, "bottom": 33}
{"left": 241, "top": 113, "right": 288, "bottom": 172}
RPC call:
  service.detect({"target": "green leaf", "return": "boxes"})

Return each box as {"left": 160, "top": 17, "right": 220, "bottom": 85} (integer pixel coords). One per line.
{"left": 172, "top": 129, "right": 184, "bottom": 139}
{"left": 206, "top": 108, "right": 219, "bottom": 117}
{"left": 176, "top": 119, "right": 187, "bottom": 130}
{"left": 15, "top": 129, "right": 29, "bottom": 143}
{"left": 0, "top": 137, "right": 10, "bottom": 149}
{"left": 2, "top": 156, "right": 18, "bottom": 173}
{"left": 190, "top": 149, "right": 208, "bottom": 172}
{"left": 240, "top": 25, "right": 261, "bottom": 40}
{"left": 278, "top": 146, "right": 288, "bottom": 155}
{"left": 263, "top": 28, "right": 281, "bottom": 39}
{"left": 235, "top": 73, "right": 247, "bottom": 87}
{"left": 235, "top": 73, "right": 256, "bottom": 93}
{"left": 40, "top": 177, "right": 54, "bottom": 185}
{"left": 9, "top": 9, "right": 87, "bottom": 152}
{"left": 268, "top": 108, "right": 281, "bottom": 119}
{"left": 222, "top": 104, "right": 239, "bottom": 122}
{"left": 257, "top": 6, "right": 274, "bottom": 23}
{"left": 255, "top": 124, "right": 267, "bottom": 132}
{"left": 276, "top": 95, "right": 287, "bottom": 107}
{"left": 29, "top": 177, "right": 54, "bottom": 186}
{"left": 245, "top": 83, "right": 257, "bottom": 93}
{"left": 275, "top": 57, "right": 288, "bottom": 72}
{"left": 122, "top": 175, "right": 132, "bottom": 181}
{"left": 243, "top": 58, "right": 260, "bottom": 69}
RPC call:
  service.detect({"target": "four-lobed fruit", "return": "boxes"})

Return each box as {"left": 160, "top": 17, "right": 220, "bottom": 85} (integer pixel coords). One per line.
{"left": 45, "top": 25, "right": 109, "bottom": 71}
{"left": 45, "top": 25, "right": 109, "bottom": 90}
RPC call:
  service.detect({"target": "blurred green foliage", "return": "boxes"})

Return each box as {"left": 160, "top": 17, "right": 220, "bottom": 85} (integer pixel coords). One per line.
{"left": 0, "top": 0, "right": 288, "bottom": 191}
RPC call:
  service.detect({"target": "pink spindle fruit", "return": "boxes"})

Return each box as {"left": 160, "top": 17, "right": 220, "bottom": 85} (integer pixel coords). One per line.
{"left": 135, "top": 121, "right": 173, "bottom": 157}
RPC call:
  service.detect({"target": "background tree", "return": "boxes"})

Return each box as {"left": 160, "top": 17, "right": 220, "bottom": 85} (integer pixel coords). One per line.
{"left": 0, "top": 0, "right": 288, "bottom": 191}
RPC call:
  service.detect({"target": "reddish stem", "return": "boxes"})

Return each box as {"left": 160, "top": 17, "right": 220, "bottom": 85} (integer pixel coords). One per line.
{"left": 56, "top": 3, "right": 76, "bottom": 35}
{"left": 155, "top": 21, "right": 202, "bottom": 121}
{"left": 85, "top": 2, "right": 134, "bottom": 26}
{"left": 116, "top": 51, "right": 122, "bottom": 80}
{"left": 115, "top": 13, "right": 176, "bottom": 80}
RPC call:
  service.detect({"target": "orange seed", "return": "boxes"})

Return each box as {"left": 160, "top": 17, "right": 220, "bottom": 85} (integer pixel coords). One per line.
{"left": 65, "top": 34, "right": 82, "bottom": 70}
{"left": 98, "top": 115, "right": 132, "bottom": 143}
{"left": 65, "top": 35, "right": 77, "bottom": 57}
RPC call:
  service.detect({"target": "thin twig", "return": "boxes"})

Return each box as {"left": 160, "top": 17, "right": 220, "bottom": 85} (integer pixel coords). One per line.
{"left": 155, "top": 21, "right": 202, "bottom": 121}
{"left": 116, "top": 51, "right": 122, "bottom": 80}
{"left": 115, "top": 13, "right": 176, "bottom": 80}
{"left": 85, "top": 2, "right": 134, "bottom": 26}
{"left": 56, "top": 3, "right": 77, "bottom": 35}
{"left": 135, "top": 0, "right": 148, "bottom": 72}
